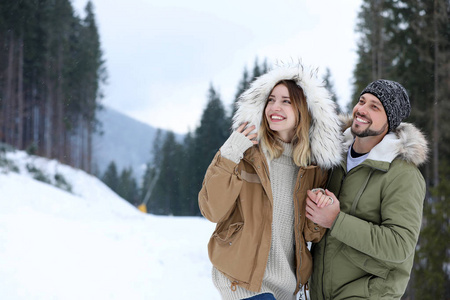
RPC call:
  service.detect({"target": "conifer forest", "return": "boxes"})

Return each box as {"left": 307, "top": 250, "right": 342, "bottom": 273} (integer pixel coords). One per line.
{"left": 0, "top": 0, "right": 449, "bottom": 298}
{"left": 0, "top": 0, "right": 105, "bottom": 172}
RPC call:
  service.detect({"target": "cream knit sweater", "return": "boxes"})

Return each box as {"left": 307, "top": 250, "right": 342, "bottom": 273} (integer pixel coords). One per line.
{"left": 214, "top": 132, "right": 298, "bottom": 300}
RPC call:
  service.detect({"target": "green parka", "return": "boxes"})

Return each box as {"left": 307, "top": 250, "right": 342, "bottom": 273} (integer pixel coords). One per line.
{"left": 310, "top": 122, "right": 428, "bottom": 300}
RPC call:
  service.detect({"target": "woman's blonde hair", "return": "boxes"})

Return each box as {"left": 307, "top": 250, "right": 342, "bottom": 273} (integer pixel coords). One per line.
{"left": 259, "top": 80, "right": 312, "bottom": 167}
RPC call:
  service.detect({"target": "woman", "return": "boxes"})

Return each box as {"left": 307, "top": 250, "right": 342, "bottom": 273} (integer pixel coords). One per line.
{"left": 198, "top": 62, "right": 343, "bottom": 300}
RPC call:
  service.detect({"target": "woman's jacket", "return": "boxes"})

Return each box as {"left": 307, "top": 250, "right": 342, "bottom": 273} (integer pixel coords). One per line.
{"left": 198, "top": 63, "right": 344, "bottom": 294}
{"left": 310, "top": 119, "right": 428, "bottom": 299}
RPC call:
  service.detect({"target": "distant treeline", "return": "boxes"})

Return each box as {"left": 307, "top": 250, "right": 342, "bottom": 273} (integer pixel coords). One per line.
{"left": 0, "top": 0, "right": 105, "bottom": 172}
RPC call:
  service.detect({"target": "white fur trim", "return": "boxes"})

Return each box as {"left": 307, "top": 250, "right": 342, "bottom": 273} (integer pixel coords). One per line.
{"left": 342, "top": 122, "right": 429, "bottom": 166}
{"left": 232, "top": 62, "right": 344, "bottom": 169}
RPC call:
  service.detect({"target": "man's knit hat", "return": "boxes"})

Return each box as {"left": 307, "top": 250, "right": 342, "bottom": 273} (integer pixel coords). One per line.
{"left": 360, "top": 79, "right": 411, "bottom": 131}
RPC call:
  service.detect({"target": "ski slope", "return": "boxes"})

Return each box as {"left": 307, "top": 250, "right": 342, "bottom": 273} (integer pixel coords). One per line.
{"left": 0, "top": 150, "right": 219, "bottom": 299}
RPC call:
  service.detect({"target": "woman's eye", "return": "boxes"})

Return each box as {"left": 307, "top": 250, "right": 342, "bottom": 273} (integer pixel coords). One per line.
{"left": 284, "top": 100, "right": 291, "bottom": 104}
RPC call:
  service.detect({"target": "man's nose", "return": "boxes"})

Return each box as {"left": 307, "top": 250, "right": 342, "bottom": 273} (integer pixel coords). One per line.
{"left": 358, "top": 105, "right": 368, "bottom": 115}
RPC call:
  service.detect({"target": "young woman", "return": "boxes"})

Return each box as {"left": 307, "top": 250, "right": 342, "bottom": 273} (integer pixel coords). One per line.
{"left": 198, "top": 63, "right": 343, "bottom": 300}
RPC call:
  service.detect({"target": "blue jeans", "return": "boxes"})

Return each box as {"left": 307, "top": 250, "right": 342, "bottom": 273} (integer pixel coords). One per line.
{"left": 243, "top": 293, "right": 276, "bottom": 300}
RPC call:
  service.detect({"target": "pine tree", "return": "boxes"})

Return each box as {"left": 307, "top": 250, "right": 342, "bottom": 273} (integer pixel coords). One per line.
{"left": 415, "top": 173, "right": 450, "bottom": 299}
{"left": 252, "top": 57, "right": 263, "bottom": 79}
{"left": 149, "top": 131, "right": 184, "bottom": 215}
{"left": 229, "top": 58, "right": 270, "bottom": 127}
{"left": 117, "top": 167, "right": 139, "bottom": 206}
{"left": 322, "top": 67, "right": 341, "bottom": 113}
{"left": 230, "top": 66, "right": 250, "bottom": 121}
{"left": 180, "top": 84, "right": 228, "bottom": 216}
{"left": 102, "top": 161, "right": 119, "bottom": 190}
{"left": 179, "top": 130, "right": 200, "bottom": 215}
{"left": 194, "top": 84, "right": 228, "bottom": 174}
{"left": 351, "top": 0, "right": 389, "bottom": 108}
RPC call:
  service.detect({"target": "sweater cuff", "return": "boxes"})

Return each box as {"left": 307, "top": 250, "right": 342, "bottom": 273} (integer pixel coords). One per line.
{"left": 220, "top": 131, "right": 254, "bottom": 164}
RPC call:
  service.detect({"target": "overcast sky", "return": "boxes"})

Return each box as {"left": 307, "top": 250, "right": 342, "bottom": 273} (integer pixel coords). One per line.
{"left": 72, "top": 0, "right": 362, "bottom": 134}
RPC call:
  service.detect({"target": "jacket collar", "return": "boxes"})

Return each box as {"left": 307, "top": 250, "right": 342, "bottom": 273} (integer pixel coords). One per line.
{"left": 342, "top": 121, "right": 429, "bottom": 167}
{"left": 232, "top": 62, "right": 344, "bottom": 169}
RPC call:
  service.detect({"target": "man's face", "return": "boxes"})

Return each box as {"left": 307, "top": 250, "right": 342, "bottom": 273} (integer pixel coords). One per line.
{"left": 351, "top": 93, "right": 389, "bottom": 138}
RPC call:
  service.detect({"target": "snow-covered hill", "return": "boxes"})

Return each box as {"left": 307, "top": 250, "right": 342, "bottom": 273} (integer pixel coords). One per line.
{"left": 0, "top": 148, "right": 218, "bottom": 299}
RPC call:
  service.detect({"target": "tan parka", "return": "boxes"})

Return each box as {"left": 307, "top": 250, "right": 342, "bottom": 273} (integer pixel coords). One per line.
{"left": 198, "top": 62, "right": 344, "bottom": 295}
{"left": 199, "top": 145, "right": 329, "bottom": 293}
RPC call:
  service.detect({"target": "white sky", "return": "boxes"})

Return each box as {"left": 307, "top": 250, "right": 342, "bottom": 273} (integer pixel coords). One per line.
{"left": 72, "top": 0, "right": 362, "bottom": 134}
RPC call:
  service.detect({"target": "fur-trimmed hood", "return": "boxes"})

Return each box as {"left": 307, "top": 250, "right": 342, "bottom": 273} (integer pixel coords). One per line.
{"left": 232, "top": 62, "right": 344, "bottom": 169}
{"left": 341, "top": 116, "right": 429, "bottom": 166}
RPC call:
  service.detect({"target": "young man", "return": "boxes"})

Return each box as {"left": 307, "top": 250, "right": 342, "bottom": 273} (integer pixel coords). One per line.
{"left": 305, "top": 79, "right": 428, "bottom": 299}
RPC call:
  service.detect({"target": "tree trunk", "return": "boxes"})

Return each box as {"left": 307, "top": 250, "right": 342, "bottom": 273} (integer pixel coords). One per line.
{"left": 54, "top": 43, "right": 64, "bottom": 162}
{"left": 44, "top": 73, "right": 53, "bottom": 158}
{"left": 432, "top": 0, "right": 439, "bottom": 187}
{"left": 4, "top": 31, "right": 15, "bottom": 145}
{"left": 17, "top": 34, "right": 24, "bottom": 149}
{"left": 87, "top": 119, "right": 92, "bottom": 173}
{"left": 371, "top": 0, "right": 380, "bottom": 80}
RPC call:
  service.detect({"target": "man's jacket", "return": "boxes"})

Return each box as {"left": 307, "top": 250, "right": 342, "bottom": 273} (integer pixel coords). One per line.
{"left": 310, "top": 122, "right": 428, "bottom": 300}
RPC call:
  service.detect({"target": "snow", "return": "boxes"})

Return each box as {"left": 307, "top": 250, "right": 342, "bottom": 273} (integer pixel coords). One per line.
{"left": 0, "top": 149, "right": 219, "bottom": 299}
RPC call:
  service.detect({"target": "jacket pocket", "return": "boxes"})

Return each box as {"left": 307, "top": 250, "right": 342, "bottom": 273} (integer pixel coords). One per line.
{"left": 334, "top": 275, "right": 371, "bottom": 298}
{"left": 213, "top": 222, "right": 244, "bottom": 244}
{"left": 341, "top": 245, "right": 390, "bottom": 279}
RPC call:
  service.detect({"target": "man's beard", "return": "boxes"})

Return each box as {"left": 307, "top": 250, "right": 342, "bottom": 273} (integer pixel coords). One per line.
{"left": 351, "top": 122, "right": 388, "bottom": 138}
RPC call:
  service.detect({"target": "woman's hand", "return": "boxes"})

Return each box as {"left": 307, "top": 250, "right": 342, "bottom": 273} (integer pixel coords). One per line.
{"left": 237, "top": 122, "right": 258, "bottom": 145}
{"left": 309, "top": 188, "right": 333, "bottom": 208}
{"left": 305, "top": 189, "right": 340, "bottom": 228}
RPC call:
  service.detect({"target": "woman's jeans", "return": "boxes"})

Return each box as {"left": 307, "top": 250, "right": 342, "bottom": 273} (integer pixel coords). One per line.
{"left": 243, "top": 293, "right": 276, "bottom": 300}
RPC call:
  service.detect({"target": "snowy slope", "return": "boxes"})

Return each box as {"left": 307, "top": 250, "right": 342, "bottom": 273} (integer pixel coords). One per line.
{"left": 0, "top": 149, "right": 219, "bottom": 299}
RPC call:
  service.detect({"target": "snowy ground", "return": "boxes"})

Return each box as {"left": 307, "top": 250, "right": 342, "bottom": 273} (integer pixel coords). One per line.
{"left": 0, "top": 149, "right": 219, "bottom": 299}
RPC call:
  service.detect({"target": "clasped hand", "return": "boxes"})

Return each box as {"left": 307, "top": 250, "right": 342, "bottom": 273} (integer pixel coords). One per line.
{"left": 305, "top": 189, "right": 340, "bottom": 229}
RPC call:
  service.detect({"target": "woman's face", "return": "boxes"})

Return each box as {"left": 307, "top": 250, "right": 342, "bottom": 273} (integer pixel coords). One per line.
{"left": 265, "top": 84, "right": 296, "bottom": 142}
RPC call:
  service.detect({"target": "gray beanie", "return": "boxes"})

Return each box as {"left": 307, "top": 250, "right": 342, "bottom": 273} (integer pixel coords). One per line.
{"left": 360, "top": 79, "right": 411, "bottom": 131}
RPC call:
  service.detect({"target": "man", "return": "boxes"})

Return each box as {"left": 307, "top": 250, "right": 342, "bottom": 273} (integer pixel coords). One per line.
{"left": 305, "top": 79, "right": 428, "bottom": 299}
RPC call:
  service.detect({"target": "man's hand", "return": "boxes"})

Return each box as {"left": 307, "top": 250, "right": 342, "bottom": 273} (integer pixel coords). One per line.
{"left": 306, "top": 189, "right": 340, "bottom": 228}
